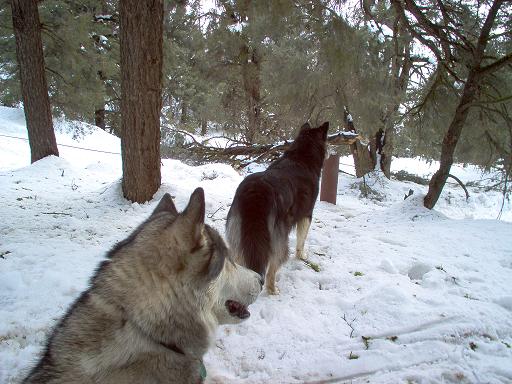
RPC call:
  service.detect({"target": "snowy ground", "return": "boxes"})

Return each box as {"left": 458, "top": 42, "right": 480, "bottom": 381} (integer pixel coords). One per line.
{"left": 1, "top": 106, "right": 511, "bottom": 384}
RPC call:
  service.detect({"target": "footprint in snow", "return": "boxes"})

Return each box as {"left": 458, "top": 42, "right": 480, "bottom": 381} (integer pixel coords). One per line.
{"left": 407, "top": 262, "right": 433, "bottom": 281}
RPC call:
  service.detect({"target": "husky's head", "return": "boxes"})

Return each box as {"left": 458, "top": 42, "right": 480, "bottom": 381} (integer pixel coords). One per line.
{"left": 133, "top": 188, "right": 262, "bottom": 325}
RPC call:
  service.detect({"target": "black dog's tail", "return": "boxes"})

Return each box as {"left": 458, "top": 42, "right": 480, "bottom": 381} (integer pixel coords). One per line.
{"left": 226, "top": 186, "right": 273, "bottom": 277}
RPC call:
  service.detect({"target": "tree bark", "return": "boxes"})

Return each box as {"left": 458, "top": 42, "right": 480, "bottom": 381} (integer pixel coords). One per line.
{"left": 120, "top": 0, "right": 163, "bottom": 203}
{"left": 11, "top": 0, "right": 59, "bottom": 163}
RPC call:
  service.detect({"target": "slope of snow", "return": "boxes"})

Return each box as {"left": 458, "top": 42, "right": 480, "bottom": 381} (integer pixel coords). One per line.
{"left": 0, "top": 107, "right": 511, "bottom": 383}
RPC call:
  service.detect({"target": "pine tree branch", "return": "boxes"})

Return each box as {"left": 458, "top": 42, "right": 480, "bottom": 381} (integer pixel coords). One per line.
{"left": 474, "top": 0, "right": 505, "bottom": 62}
{"left": 478, "top": 52, "right": 512, "bottom": 77}
{"left": 447, "top": 174, "right": 469, "bottom": 200}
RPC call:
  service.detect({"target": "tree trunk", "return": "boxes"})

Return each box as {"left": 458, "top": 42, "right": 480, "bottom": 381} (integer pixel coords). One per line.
{"left": 424, "top": 70, "right": 480, "bottom": 209}
{"left": 120, "top": 0, "right": 163, "bottom": 203}
{"left": 163, "top": 0, "right": 173, "bottom": 39}
{"left": 380, "top": 126, "right": 394, "bottom": 178}
{"left": 11, "top": 0, "right": 59, "bottom": 163}
{"left": 241, "top": 45, "right": 261, "bottom": 144}
{"left": 200, "top": 119, "right": 208, "bottom": 136}
{"left": 353, "top": 141, "right": 374, "bottom": 177}
{"left": 343, "top": 108, "right": 373, "bottom": 177}
{"left": 95, "top": 108, "right": 106, "bottom": 130}
{"left": 369, "top": 132, "right": 378, "bottom": 170}
{"left": 180, "top": 102, "right": 188, "bottom": 127}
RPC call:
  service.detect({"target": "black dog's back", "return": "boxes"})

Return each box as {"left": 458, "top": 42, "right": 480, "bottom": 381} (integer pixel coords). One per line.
{"left": 226, "top": 122, "right": 329, "bottom": 280}
{"left": 225, "top": 173, "right": 274, "bottom": 275}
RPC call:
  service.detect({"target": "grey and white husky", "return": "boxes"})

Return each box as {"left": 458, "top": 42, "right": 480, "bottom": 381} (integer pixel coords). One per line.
{"left": 23, "top": 188, "right": 262, "bottom": 384}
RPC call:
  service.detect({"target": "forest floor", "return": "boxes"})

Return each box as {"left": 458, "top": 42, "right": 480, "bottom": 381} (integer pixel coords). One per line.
{"left": 1, "top": 106, "right": 511, "bottom": 383}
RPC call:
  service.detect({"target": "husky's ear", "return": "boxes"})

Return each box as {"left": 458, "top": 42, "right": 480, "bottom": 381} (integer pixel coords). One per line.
{"left": 174, "top": 188, "right": 206, "bottom": 249}
{"left": 300, "top": 122, "right": 311, "bottom": 132}
{"left": 182, "top": 188, "right": 205, "bottom": 225}
{"left": 152, "top": 193, "right": 178, "bottom": 217}
{"left": 318, "top": 121, "right": 329, "bottom": 140}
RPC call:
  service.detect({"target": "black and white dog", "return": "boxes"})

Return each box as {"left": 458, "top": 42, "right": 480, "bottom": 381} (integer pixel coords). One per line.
{"left": 226, "top": 122, "right": 329, "bottom": 294}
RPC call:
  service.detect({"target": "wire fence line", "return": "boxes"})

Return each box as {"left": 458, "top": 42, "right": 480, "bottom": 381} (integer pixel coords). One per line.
{"left": 0, "top": 133, "right": 121, "bottom": 155}
{"left": 1, "top": 133, "right": 360, "bottom": 168}
{"left": 2, "top": 131, "right": 496, "bottom": 199}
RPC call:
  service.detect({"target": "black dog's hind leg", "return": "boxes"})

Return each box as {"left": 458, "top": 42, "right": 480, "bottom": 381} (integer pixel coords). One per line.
{"left": 295, "top": 217, "right": 311, "bottom": 261}
{"left": 266, "top": 259, "right": 280, "bottom": 295}
{"left": 266, "top": 227, "right": 289, "bottom": 295}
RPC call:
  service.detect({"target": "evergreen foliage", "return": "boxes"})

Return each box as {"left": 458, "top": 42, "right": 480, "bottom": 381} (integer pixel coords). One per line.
{"left": 0, "top": 0, "right": 510, "bottom": 172}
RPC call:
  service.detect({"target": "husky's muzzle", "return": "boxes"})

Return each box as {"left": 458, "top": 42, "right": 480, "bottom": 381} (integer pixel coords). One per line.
{"left": 218, "top": 265, "right": 263, "bottom": 322}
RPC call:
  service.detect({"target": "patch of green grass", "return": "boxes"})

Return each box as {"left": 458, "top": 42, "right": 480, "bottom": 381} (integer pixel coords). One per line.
{"left": 361, "top": 336, "right": 371, "bottom": 349}
{"left": 387, "top": 336, "right": 398, "bottom": 342}
{"left": 16, "top": 195, "right": 34, "bottom": 201}
{"left": 469, "top": 342, "right": 478, "bottom": 351}
{"left": 303, "top": 260, "right": 320, "bottom": 272}
{"left": 348, "top": 351, "right": 359, "bottom": 360}
{"left": 353, "top": 271, "right": 364, "bottom": 277}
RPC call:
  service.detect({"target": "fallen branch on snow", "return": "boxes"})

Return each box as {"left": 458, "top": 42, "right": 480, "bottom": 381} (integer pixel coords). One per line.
{"left": 171, "top": 129, "right": 360, "bottom": 169}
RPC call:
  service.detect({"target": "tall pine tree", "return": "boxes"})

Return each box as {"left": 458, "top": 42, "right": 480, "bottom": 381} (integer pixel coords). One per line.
{"left": 11, "top": 0, "right": 59, "bottom": 163}
{"left": 120, "top": 0, "right": 163, "bottom": 203}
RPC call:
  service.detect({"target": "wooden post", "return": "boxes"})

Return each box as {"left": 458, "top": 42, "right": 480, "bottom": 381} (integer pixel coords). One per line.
{"left": 320, "top": 153, "right": 340, "bottom": 204}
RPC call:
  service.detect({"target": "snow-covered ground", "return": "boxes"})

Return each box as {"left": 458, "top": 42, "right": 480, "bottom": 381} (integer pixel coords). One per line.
{"left": 1, "top": 106, "right": 511, "bottom": 383}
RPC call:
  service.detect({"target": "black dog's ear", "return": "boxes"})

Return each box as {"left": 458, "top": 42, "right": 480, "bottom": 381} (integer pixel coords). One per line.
{"left": 300, "top": 122, "right": 311, "bottom": 131}
{"left": 152, "top": 193, "right": 178, "bottom": 217}
{"left": 318, "top": 121, "right": 329, "bottom": 140}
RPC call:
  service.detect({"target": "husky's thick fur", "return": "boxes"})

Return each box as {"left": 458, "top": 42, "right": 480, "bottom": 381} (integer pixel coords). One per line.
{"left": 23, "top": 188, "right": 262, "bottom": 384}
{"left": 226, "top": 122, "right": 329, "bottom": 294}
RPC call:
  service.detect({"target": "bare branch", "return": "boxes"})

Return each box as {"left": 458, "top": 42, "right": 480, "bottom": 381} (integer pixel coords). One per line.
{"left": 447, "top": 173, "right": 470, "bottom": 200}
{"left": 170, "top": 129, "right": 360, "bottom": 169}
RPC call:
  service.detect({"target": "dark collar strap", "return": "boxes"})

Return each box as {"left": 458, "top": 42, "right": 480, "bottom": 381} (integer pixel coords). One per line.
{"left": 137, "top": 323, "right": 205, "bottom": 380}
{"left": 159, "top": 340, "right": 185, "bottom": 355}
{"left": 127, "top": 317, "right": 186, "bottom": 356}
{"left": 160, "top": 340, "right": 206, "bottom": 381}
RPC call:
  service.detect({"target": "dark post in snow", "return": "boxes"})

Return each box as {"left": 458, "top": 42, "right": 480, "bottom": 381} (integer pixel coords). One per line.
{"left": 320, "top": 152, "right": 339, "bottom": 205}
